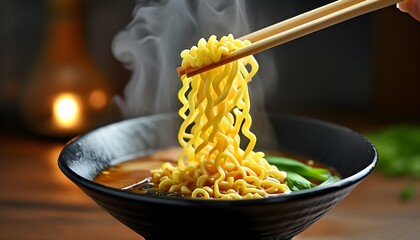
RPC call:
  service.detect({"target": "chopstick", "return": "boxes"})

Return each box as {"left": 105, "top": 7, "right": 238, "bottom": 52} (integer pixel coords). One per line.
{"left": 239, "top": 0, "right": 364, "bottom": 43}
{"left": 177, "top": 0, "right": 402, "bottom": 78}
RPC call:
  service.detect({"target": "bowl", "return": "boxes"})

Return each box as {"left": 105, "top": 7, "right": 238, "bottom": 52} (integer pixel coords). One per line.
{"left": 58, "top": 113, "right": 377, "bottom": 240}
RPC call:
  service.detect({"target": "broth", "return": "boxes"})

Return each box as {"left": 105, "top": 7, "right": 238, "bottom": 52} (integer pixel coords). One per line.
{"left": 94, "top": 147, "right": 181, "bottom": 190}
{"left": 94, "top": 147, "right": 340, "bottom": 198}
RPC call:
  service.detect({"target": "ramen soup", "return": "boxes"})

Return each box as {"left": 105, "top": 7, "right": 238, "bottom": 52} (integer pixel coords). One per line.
{"left": 94, "top": 147, "right": 341, "bottom": 198}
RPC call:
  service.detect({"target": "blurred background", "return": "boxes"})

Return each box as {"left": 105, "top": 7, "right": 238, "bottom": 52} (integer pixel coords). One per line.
{"left": 0, "top": 1, "right": 419, "bottom": 239}
{"left": 0, "top": 0, "right": 419, "bottom": 139}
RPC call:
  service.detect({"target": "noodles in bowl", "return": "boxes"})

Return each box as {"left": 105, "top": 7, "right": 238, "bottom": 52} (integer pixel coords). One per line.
{"left": 57, "top": 34, "right": 378, "bottom": 239}
{"left": 151, "top": 34, "right": 291, "bottom": 199}
{"left": 94, "top": 34, "right": 341, "bottom": 200}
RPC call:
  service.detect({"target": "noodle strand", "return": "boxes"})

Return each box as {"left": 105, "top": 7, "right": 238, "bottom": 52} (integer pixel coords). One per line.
{"left": 151, "top": 34, "right": 290, "bottom": 199}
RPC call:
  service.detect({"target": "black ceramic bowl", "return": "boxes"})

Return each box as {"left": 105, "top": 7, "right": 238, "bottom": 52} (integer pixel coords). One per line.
{"left": 58, "top": 113, "right": 377, "bottom": 240}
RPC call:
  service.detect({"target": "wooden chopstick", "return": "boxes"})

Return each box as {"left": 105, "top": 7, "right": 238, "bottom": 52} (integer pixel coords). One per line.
{"left": 177, "top": 0, "right": 402, "bottom": 78}
{"left": 239, "top": 0, "right": 364, "bottom": 43}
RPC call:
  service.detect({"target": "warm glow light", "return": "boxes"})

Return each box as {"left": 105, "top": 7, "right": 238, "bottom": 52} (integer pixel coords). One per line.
{"left": 53, "top": 93, "right": 80, "bottom": 128}
{"left": 89, "top": 90, "right": 107, "bottom": 109}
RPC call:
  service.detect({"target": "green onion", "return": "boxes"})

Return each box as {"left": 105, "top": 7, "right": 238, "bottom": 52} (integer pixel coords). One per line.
{"left": 266, "top": 155, "right": 340, "bottom": 191}
{"left": 319, "top": 175, "right": 341, "bottom": 186}
{"left": 266, "top": 156, "right": 332, "bottom": 181}
{"left": 285, "top": 172, "right": 315, "bottom": 191}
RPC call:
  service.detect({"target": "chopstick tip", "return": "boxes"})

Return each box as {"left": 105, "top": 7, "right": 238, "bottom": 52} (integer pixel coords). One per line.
{"left": 177, "top": 66, "right": 186, "bottom": 78}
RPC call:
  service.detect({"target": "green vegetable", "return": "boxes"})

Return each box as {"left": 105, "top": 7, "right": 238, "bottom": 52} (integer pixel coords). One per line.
{"left": 266, "top": 156, "right": 331, "bottom": 181}
{"left": 319, "top": 175, "right": 341, "bottom": 186}
{"left": 400, "top": 184, "right": 416, "bottom": 202}
{"left": 365, "top": 124, "right": 420, "bottom": 202}
{"left": 266, "top": 156, "right": 340, "bottom": 191}
{"left": 285, "top": 172, "right": 315, "bottom": 191}
{"left": 365, "top": 124, "right": 420, "bottom": 178}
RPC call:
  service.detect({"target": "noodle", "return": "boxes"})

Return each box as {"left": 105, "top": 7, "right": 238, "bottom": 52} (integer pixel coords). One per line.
{"left": 151, "top": 34, "right": 290, "bottom": 199}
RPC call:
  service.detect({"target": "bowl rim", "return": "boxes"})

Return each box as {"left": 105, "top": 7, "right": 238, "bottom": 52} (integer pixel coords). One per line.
{"left": 58, "top": 113, "right": 378, "bottom": 207}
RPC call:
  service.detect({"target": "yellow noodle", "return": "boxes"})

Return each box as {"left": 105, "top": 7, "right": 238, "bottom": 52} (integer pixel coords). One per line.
{"left": 151, "top": 34, "right": 290, "bottom": 199}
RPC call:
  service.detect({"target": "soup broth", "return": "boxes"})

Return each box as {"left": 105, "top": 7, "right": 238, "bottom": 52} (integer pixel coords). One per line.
{"left": 94, "top": 147, "right": 340, "bottom": 198}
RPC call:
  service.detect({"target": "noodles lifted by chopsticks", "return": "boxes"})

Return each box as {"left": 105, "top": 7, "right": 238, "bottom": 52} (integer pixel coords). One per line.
{"left": 151, "top": 34, "right": 290, "bottom": 199}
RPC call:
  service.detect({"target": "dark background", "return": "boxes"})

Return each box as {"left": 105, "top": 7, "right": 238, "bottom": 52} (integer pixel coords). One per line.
{"left": 1, "top": 0, "right": 419, "bottom": 139}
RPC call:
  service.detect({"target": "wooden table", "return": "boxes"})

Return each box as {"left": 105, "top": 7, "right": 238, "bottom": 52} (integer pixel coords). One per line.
{"left": 1, "top": 131, "right": 419, "bottom": 240}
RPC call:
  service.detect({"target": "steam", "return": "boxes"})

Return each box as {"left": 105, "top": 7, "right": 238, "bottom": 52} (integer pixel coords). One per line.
{"left": 112, "top": 0, "right": 277, "bottom": 120}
